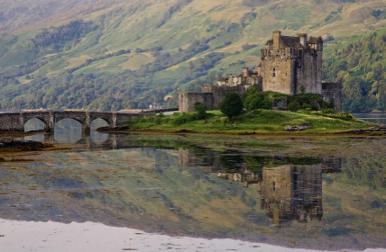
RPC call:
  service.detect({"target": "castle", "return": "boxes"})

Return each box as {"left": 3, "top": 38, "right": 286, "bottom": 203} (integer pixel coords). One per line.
{"left": 179, "top": 31, "right": 342, "bottom": 112}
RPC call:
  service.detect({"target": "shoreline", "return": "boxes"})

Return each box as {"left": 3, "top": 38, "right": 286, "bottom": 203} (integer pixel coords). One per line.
{"left": 98, "top": 126, "right": 386, "bottom": 137}
{"left": 0, "top": 219, "right": 383, "bottom": 252}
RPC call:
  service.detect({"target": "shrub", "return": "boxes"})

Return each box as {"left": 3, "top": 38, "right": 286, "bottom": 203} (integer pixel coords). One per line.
{"left": 288, "top": 100, "right": 301, "bottom": 111}
{"left": 329, "top": 112, "right": 354, "bottom": 121}
{"left": 289, "top": 94, "right": 332, "bottom": 111}
{"left": 321, "top": 108, "right": 336, "bottom": 114}
{"left": 172, "top": 113, "right": 197, "bottom": 125}
{"left": 244, "top": 92, "right": 272, "bottom": 111}
{"left": 194, "top": 102, "right": 208, "bottom": 120}
{"left": 220, "top": 93, "right": 244, "bottom": 119}
{"left": 243, "top": 86, "right": 272, "bottom": 111}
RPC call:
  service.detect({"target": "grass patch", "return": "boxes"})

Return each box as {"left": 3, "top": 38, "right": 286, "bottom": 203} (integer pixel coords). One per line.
{"left": 127, "top": 109, "right": 371, "bottom": 135}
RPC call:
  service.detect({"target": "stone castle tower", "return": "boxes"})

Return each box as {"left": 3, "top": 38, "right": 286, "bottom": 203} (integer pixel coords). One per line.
{"left": 260, "top": 31, "right": 323, "bottom": 95}
{"left": 179, "top": 30, "right": 342, "bottom": 112}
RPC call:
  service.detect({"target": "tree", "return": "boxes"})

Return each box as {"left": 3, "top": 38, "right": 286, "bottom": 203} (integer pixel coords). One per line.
{"left": 194, "top": 102, "right": 208, "bottom": 119}
{"left": 243, "top": 86, "right": 272, "bottom": 111}
{"left": 220, "top": 93, "right": 243, "bottom": 119}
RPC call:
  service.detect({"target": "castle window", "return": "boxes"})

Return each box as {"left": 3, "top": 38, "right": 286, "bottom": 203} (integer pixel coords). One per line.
{"left": 272, "top": 67, "right": 276, "bottom": 77}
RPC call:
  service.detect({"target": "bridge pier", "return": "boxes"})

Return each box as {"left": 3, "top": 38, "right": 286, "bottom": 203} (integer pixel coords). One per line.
{"left": 82, "top": 112, "right": 91, "bottom": 136}
{"left": 112, "top": 113, "right": 117, "bottom": 129}
{"left": 46, "top": 111, "right": 55, "bottom": 133}
{"left": 43, "top": 133, "right": 55, "bottom": 144}
{"left": 82, "top": 125, "right": 91, "bottom": 136}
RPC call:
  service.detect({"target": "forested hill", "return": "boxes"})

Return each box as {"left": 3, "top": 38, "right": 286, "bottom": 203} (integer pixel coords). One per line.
{"left": 0, "top": 0, "right": 385, "bottom": 111}
{"left": 324, "top": 29, "right": 386, "bottom": 112}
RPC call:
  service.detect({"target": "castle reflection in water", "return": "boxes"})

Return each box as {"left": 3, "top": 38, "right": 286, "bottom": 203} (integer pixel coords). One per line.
{"left": 178, "top": 148, "right": 342, "bottom": 225}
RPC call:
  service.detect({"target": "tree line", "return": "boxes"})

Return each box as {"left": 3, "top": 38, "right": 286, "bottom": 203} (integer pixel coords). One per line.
{"left": 324, "top": 28, "right": 386, "bottom": 112}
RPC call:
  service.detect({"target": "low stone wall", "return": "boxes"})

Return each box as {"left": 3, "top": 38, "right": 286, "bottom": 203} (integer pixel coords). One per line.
{"left": 178, "top": 92, "right": 214, "bottom": 112}
{"left": 322, "top": 82, "right": 343, "bottom": 112}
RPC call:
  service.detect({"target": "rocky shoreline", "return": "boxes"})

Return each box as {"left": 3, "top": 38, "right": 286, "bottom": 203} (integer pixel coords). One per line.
{"left": 345, "top": 125, "right": 386, "bottom": 135}
{"left": 0, "top": 140, "right": 49, "bottom": 152}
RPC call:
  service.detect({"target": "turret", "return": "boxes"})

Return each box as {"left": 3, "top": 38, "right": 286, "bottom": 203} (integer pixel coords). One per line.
{"left": 273, "top": 31, "right": 281, "bottom": 49}
{"left": 298, "top": 33, "right": 308, "bottom": 48}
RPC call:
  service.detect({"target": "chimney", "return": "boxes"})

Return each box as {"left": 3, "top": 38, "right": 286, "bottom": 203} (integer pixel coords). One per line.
{"left": 273, "top": 30, "right": 281, "bottom": 49}
{"left": 298, "top": 33, "right": 308, "bottom": 47}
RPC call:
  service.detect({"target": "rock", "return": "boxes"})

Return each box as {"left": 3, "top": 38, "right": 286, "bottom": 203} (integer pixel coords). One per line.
{"left": 284, "top": 125, "right": 310, "bottom": 131}
{"left": 0, "top": 140, "right": 46, "bottom": 151}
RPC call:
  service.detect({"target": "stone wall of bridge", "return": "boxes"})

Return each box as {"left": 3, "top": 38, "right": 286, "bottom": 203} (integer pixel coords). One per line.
{"left": 0, "top": 110, "right": 150, "bottom": 133}
{"left": 0, "top": 113, "right": 24, "bottom": 131}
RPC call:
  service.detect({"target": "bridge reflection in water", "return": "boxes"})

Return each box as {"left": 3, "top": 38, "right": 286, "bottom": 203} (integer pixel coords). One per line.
{"left": 26, "top": 132, "right": 130, "bottom": 150}
{"left": 178, "top": 148, "right": 342, "bottom": 225}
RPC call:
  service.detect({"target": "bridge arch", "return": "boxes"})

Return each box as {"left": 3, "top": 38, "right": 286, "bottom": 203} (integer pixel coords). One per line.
{"left": 53, "top": 118, "right": 83, "bottom": 143}
{"left": 23, "top": 117, "right": 49, "bottom": 132}
{"left": 54, "top": 111, "right": 87, "bottom": 125}
{"left": 55, "top": 117, "right": 84, "bottom": 126}
{"left": 90, "top": 117, "right": 111, "bottom": 130}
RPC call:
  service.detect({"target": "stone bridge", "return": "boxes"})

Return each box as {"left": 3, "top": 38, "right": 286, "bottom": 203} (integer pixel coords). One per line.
{"left": 0, "top": 109, "right": 176, "bottom": 134}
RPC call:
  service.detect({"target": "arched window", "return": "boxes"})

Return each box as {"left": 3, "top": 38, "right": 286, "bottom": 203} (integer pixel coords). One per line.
{"left": 272, "top": 67, "right": 276, "bottom": 77}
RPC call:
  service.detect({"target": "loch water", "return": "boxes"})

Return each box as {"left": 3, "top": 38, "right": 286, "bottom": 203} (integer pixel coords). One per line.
{"left": 0, "top": 127, "right": 385, "bottom": 251}
{"left": 354, "top": 112, "right": 386, "bottom": 124}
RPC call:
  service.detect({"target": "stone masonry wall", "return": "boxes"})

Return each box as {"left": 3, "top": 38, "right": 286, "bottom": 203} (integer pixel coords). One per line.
{"left": 261, "top": 49, "right": 294, "bottom": 95}
{"left": 0, "top": 113, "right": 24, "bottom": 131}
{"left": 178, "top": 92, "right": 214, "bottom": 113}
{"left": 322, "top": 82, "right": 343, "bottom": 112}
{"left": 298, "top": 51, "right": 322, "bottom": 94}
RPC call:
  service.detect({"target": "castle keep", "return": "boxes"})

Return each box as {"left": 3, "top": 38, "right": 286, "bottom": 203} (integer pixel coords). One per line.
{"left": 261, "top": 31, "right": 323, "bottom": 95}
{"left": 179, "top": 31, "right": 342, "bottom": 112}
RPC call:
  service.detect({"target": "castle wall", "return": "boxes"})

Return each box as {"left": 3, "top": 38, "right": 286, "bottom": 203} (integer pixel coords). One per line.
{"left": 322, "top": 82, "right": 343, "bottom": 112}
{"left": 260, "top": 32, "right": 324, "bottom": 96}
{"left": 316, "top": 49, "right": 323, "bottom": 93}
{"left": 178, "top": 92, "right": 214, "bottom": 113}
{"left": 261, "top": 49, "right": 294, "bottom": 95}
{"left": 211, "top": 85, "right": 246, "bottom": 108}
{"left": 298, "top": 51, "right": 322, "bottom": 94}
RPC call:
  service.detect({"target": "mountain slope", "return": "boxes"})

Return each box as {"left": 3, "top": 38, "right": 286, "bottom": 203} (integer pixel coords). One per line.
{"left": 0, "top": 0, "right": 385, "bottom": 111}
{"left": 324, "top": 28, "right": 386, "bottom": 112}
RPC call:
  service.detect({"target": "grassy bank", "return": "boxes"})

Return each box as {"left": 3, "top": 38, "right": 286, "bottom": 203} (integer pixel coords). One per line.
{"left": 126, "top": 110, "right": 373, "bottom": 135}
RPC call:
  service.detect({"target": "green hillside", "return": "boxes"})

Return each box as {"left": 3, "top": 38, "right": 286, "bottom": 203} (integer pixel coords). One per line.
{"left": 0, "top": 0, "right": 385, "bottom": 111}
{"left": 324, "top": 28, "right": 386, "bottom": 112}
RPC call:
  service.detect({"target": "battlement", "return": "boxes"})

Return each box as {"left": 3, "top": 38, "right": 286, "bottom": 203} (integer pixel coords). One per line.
{"left": 267, "top": 31, "right": 323, "bottom": 51}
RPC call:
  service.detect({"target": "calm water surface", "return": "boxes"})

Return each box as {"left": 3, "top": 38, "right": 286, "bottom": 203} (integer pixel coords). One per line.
{"left": 0, "top": 128, "right": 385, "bottom": 251}
{"left": 354, "top": 113, "right": 386, "bottom": 124}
